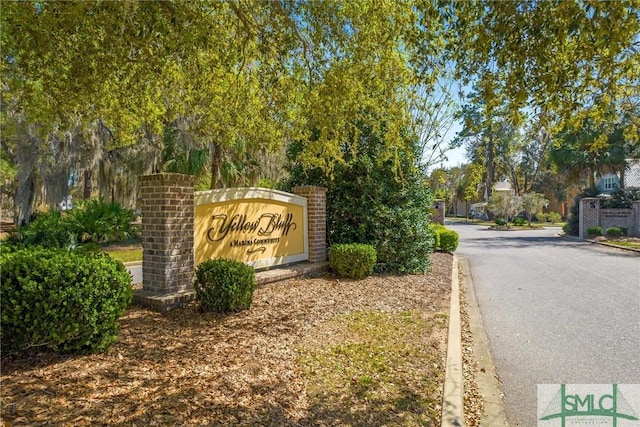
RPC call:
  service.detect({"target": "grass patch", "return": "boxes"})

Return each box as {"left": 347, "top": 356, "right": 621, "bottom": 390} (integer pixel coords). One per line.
{"left": 298, "top": 310, "right": 446, "bottom": 426}
{"left": 101, "top": 237, "right": 142, "bottom": 263}
{"left": 605, "top": 241, "right": 640, "bottom": 250}
{"left": 105, "top": 248, "right": 142, "bottom": 263}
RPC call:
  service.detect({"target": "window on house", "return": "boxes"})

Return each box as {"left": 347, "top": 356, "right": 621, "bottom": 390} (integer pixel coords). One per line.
{"left": 602, "top": 177, "right": 617, "bottom": 190}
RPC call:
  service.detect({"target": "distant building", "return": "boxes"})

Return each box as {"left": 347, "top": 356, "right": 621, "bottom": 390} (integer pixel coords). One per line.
{"left": 597, "top": 159, "right": 640, "bottom": 194}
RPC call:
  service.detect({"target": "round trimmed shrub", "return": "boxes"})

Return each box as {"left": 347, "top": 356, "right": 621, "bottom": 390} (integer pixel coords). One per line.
{"left": 429, "top": 224, "right": 445, "bottom": 249}
{"left": 1, "top": 247, "right": 133, "bottom": 355}
{"left": 438, "top": 229, "right": 459, "bottom": 252}
{"left": 495, "top": 217, "right": 507, "bottom": 226}
{"left": 194, "top": 259, "right": 256, "bottom": 313}
{"left": 587, "top": 226, "right": 602, "bottom": 235}
{"left": 606, "top": 227, "right": 622, "bottom": 236}
{"left": 329, "top": 243, "right": 377, "bottom": 279}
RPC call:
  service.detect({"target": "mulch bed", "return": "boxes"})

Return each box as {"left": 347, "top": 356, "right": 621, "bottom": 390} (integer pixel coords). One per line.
{"left": 1, "top": 253, "right": 453, "bottom": 426}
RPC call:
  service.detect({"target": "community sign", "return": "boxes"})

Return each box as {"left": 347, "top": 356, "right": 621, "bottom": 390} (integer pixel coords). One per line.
{"left": 194, "top": 188, "right": 308, "bottom": 269}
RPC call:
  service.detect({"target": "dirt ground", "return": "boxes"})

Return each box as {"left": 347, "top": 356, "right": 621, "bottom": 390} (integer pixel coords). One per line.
{"left": 1, "top": 253, "right": 456, "bottom": 426}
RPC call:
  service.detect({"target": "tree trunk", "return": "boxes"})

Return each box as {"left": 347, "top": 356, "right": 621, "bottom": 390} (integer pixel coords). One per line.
{"left": 83, "top": 170, "right": 92, "bottom": 199}
{"left": 486, "top": 137, "right": 495, "bottom": 199}
{"left": 209, "top": 141, "right": 223, "bottom": 189}
{"left": 13, "top": 129, "right": 40, "bottom": 225}
{"left": 14, "top": 171, "right": 35, "bottom": 226}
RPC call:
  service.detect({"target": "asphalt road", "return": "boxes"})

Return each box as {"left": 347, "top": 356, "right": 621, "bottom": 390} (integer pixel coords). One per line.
{"left": 447, "top": 222, "right": 640, "bottom": 426}
{"left": 127, "top": 263, "right": 142, "bottom": 284}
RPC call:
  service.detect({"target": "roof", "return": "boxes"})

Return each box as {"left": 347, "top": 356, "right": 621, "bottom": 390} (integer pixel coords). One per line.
{"left": 494, "top": 180, "right": 512, "bottom": 192}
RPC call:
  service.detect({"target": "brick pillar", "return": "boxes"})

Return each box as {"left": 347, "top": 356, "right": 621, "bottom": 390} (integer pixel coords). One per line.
{"left": 632, "top": 201, "right": 640, "bottom": 237}
{"left": 433, "top": 199, "right": 445, "bottom": 225}
{"left": 293, "top": 186, "right": 327, "bottom": 263}
{"left": 135, "top": 173, "right": 195, "bottom": 311}
{"left": 579, "top": 197, "right": 600, "bottom": 239}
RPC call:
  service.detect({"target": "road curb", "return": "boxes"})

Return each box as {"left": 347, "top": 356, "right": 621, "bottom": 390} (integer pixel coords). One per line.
{"left": 442, "top": 256, "right": 464, "bottom": 427}
{"left": 123, "top": 261, "right": 143, "bottom": 267}
{"left": 557, "top": 233, "right": 640, "bottom": 253}
{"left": 458, "top": 257, "right": 509, "bottom": 426}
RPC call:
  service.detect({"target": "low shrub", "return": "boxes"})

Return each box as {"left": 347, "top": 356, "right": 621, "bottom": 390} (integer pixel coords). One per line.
{"left": 547, "top": 212, "right": 562, "bottom": 224}
{"left": 429, "top": 223, "right": 446, "bottom": 249}
{"left": 438, "top": 229, "right": 459, "bottom": 252}
{"left": 495, "top": 217, "right": 506, "bottom": 226}
{"left": 605, "top": 227, "right": 622, "bottom": 236}
{"left": 1, "top": 247, "right": 133, "bottom": 355}
{"left": 6, "top": 210, "right": 75, "bottom": 248}
{"left": 620, "top": 227, "right": 628, "bottom": 235}
{"left": 329, "top": 243, "right": 377, "bottom": 279}
{"left": 8, "top": 199, "right": 138, "bottom": 249}
{"left": 587, "top": 226, "right": 602, "bottom": 235}
{"left": 194, "top": 258, "right": 256, "bottom": 313}
{"left": 536, "top": 212, "right": 548, "bottom": 223}
{"left": 512, "top": 217, "right": 527, "bottom": 226}
{"left": 68, "top": 198, "right": 138, "bottom": 243}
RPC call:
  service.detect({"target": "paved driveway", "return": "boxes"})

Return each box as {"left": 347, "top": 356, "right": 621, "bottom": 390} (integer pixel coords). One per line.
{"left": 447, "top": 223, "right": 640, "bottom": 426}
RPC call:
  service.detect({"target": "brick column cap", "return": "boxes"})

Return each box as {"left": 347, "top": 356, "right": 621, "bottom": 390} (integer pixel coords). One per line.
{"left": 140, "top": 173, "right": 195, "bottom": 184}
{"left": 293, "top": 185, "right": 327, "bottom": 194}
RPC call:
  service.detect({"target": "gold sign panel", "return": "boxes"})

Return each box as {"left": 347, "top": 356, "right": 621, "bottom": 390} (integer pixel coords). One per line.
{"left": 194, "top": 188, "right": 308, "bottom": 269}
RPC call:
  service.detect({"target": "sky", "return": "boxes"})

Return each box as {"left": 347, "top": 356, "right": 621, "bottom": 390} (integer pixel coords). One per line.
{"left": 440, "top": 145, "right": 467, "bottom": 169}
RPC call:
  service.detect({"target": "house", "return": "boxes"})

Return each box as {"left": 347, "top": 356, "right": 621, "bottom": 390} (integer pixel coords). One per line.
{"left": 468, "top": 179, "right": 514, "bottom": 219}
{"left": 597, "top": 159, "right": 640, "bottom": 194}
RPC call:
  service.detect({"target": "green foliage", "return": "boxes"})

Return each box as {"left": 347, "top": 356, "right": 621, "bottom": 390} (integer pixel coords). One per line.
{"left": 194, "top": 259, "right": 256, "bottom": 313}
{"left": 587, "top": 226, "right": 602, "bottom": 236}
{"left": 605, "top": 227, "right": 622, "bottom": 237}
{"left": 450, "top": 1, "right": 640, "bottom": 135}
{"left": 329, "top": 243, "right": 377, "bottom": 280}
{"left": 6, "top": 210, "right": 75, "bottom": 248}
{"left": 429, "top": 224, "right": 458, "bottom": 252}
{"left": 547, "top": 212, "right": 562, "bottom": 224}
{"left": 429, "top": 224, "right": 445, "bottom": 249}
{"left": 488, "top": 193, "right": 522, "bottom": 225}
{"left": 602, "top": 187, "right": 640, "bottom": 208}
{"left": 437, "top": 229, "right": 459, "bottom": 253}
{"left": 458, "top": 163, "right": 484, "bottom": 202}
{"left": 536, "top": 212, "right": 548, "bottom": 222}
{"left": 283, "top": 120, "right": 434, "bottom": 274}
{"left": 521, "top": 192, "right": 548, "bottom": 225}
{"left": 495, "top": 217, "right": 507, "bottom": 226}
{"left": 620, "top": 227, "right": 628, "bottom": 235}
{"left": 7, "top": 199, "right": 137, "bottom": 248}
{"left": 0, "top": 247, "right": 133, "bottom": 355}
{"left": 512, "top": 217, "right": 527, "bottom": 226}
{"left": 67, "top": 199, "right": 138, "bottom": 243}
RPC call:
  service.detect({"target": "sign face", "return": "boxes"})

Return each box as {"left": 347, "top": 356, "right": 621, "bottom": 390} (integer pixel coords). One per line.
{"left": 194, "top": 188, "right": 308, "bottom": 269}
{"left": 538, "top": 384, "right": 640, "bottom": 427}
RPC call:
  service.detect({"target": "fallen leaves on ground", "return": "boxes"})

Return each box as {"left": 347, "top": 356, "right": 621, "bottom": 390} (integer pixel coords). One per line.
{"left": 459, "top": 281, "right": 484, "bottom": 427}
{"left": 2, "top": 253, "right": 452, "bottom": 426}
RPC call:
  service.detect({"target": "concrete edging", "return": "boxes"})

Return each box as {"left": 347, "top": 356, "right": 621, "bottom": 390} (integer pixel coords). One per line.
{"left": 459, "top": 257, "right": 509, "bottom": 426}
{"left": 441, "top": 256, "right": 464, "bottom": 426}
